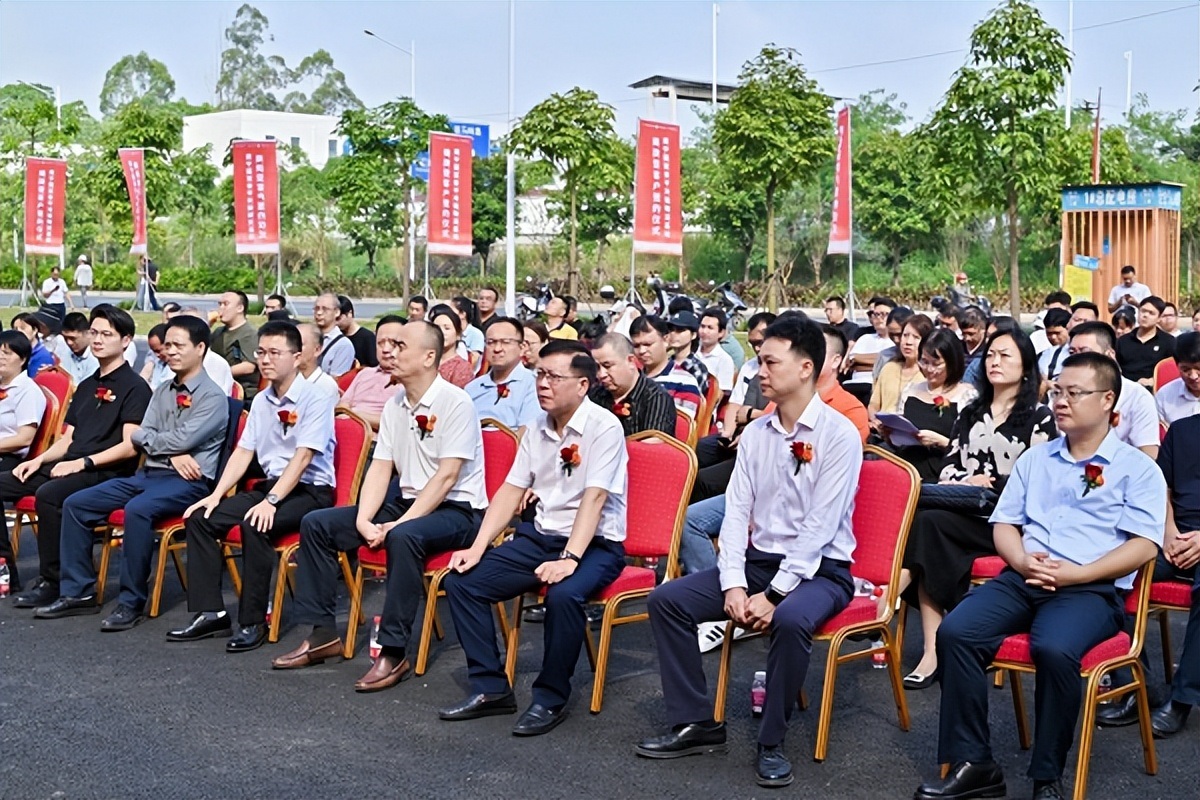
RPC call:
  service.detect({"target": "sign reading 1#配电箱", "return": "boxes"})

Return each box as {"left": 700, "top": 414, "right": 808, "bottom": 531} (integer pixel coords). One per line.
{"left": 1061, "top": 183, "right": 1183, "bottom": 212}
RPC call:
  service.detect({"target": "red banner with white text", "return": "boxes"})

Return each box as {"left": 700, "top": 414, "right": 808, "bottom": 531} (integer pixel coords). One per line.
{"left": 633, "top": 119, "right": 682, "bottom": 256}
{"left": 232, "top": 140, "right": 281, "bottom": 254}
{"left": 426, "top": 132, "right": 474, "bottom": 257}
{"left": 827, "top": 106, "right": 852, "bottom": 255}
{"left": 119, "top": 148, "right": 148, "bottom": 255}
{"left": 24, "top": 157, "right": 67, "bottom": 256}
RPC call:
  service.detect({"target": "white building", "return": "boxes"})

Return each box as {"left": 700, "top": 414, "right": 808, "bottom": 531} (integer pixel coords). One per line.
{"left": 182, "top": 109, "right": 346, "bottom": 173}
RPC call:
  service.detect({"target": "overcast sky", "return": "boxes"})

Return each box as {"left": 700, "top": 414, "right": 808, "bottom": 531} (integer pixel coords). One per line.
{"left": 3, "top": 0, "right": 1199, "bottom": 140}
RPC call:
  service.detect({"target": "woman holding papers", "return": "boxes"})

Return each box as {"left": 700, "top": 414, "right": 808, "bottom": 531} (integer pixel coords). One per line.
{"left": 891, "top": 329, "right": 977, "bottom": 482}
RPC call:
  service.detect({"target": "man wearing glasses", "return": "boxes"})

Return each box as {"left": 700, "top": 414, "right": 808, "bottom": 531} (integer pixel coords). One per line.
{"left": 9, "top": 305, "right": 152, "bottom": 606}
{"left": 915, "top": 352, "right": 1164, "bottom": 800}
{"left": 440, "top": 340, "right": 627, "bottom": 736}
{"left": 272, "top": 321, "right": 486, "bottom": 690}
{"left": 466, "top": 316, "right": 539, "bottom": 430}
{"left": 841, "top": 296, "right": 896, "bottom": 395}
{"left": 1156, "top": 332, "right": 1200, "bottom": 427}
{"left": 311, "top": 292, "right": 355, "bottom": 377}
{"left": 1067, "top": 322, "right": 1160, "bottom": 459}
{"left": 339, "top": 316, "right": 408, "bottom": 432}
{"left": 168, "top": 321, "right": 337, "bottom": 653}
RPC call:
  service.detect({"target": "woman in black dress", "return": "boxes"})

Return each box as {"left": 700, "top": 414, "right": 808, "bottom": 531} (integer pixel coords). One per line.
{"left": 888, "top": 328, "right": 1058, "bottom": 688}
{"left": 894, "top": 328, "right": 978, "bottom": 482}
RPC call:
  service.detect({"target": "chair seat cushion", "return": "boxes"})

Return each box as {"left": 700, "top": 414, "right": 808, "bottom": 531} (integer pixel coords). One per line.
{"left": 358, "top": 545, "right": 388, "bottom": 569}
{"left": 995, "top": 631, "right": 1132, "bottom": 672}
{"left": 971, "top": 556, "right": 1006, "bottom": 580}
{"left": 108, "top": 509, "right": 125, "bottom": 526}
{"left": 1150, "top": 580, "right": 1193, "bottom": 608}
{"left": 592, "top": 566, "right": 656, "bottom": 601}
{"left": 424, "top": 551, "right": 453, "bottom": 572}
{"left": 817, "top": 596, "right": 881, "bottom": 634}
{"left": 15, "top": 495, "right": 36, "bottom": 513}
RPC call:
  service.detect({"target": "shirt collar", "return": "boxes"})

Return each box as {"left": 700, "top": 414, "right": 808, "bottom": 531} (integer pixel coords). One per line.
{"left": 1049, "top": 428, "right": 1124, "bottom": 465}
{"left": 170, "top": 371, "right": 205, "bottom": 393}
{"left": 1, "top": 372, "right": 31, "bottom": 390}
{"left": 483, "top": 363, "right": 530, "bottom": 388}
{"left": 265, "top": 373, "right": 308, "bottom": 406}
{"left": 403, "top": 375, "right": 447, "bottom": 412}
{"left": 766, "top": 393, "right": 826, "bottom": 438}
{"left": 540, "top": 397, "right": 593, "bottom": 440}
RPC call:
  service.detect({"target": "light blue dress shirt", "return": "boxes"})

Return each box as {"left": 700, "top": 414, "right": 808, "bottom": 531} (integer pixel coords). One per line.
{"left": 465, "top": 364, "right": 539, "bottom": 429}
{"left": 239, "top": 374, "right": 337, "bottom": 487}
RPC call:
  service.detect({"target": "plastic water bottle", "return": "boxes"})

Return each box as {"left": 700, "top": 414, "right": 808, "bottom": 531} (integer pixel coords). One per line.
{"left": 750, "top": 670, "right": 767, "bottom": 718}
{"left": 369, "top": 616, "right": 382, "bottom": 660}
{"left": 870, "top": 587, "right": 888, "bottom": 669}
{"left": 264, "top": 600, "right": 273, "bottom": 627}
{"left": 0, "top": 558, "right": 9, "bottom": 597}
{"left": 853, "top": 577, "right": 875, "bottom": 597}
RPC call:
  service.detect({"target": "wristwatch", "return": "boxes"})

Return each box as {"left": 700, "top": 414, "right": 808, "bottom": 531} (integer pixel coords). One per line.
{"left": 82, "top": 456, "right": 95, "bottom": 472}
{"left": 559, "top": 550, "right": 581, "bottom": 563}
{"left": 266, "top": 493, "right": 281, "bottom": 506}
{"left": 764, "top": 587, "right": 789, "bottom": 607}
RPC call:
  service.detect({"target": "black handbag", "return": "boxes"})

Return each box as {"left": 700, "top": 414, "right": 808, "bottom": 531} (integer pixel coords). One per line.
{"left": 918, "top": 483, "right": 998, "bottom": 516}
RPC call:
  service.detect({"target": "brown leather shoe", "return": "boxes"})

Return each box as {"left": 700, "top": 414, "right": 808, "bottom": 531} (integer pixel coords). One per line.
{"left": 271, "top": 638, "right": 343, "bottom": 670}
{"left": 354, "top": 654, "right": 411, "bottom": 693}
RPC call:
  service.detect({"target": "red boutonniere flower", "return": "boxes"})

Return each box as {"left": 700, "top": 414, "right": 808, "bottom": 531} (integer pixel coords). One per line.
{"left": 1082, "top": 463, "right": 1105, "bottom": 497}
{"left": 95, "top": 387, "right": 115, "bottom": 407}
{"left": 415, "top": 414, "right": 437, "bottom": 440}
{"left": 615, "top": 401, "right": 632, "bottom": 418}
{"left": 791, "top": 441, "right": 814, "bottom": 475}
{"left": 176, "top": 392, "right": 192, "bottom": 410}
{"left": 560, "top": 443, "right": 581, "bottom": 476}
{"left": 496, "top": 382, "right": 511, "bottom": 400}
{"left": 277, "top": 409, "right": 298, "bottom": 433}
{"left": 933, "top": 395, "right": 950, "bottom": 416}
{"left": 0, "top": 388, "right": 9, "bottom": 402}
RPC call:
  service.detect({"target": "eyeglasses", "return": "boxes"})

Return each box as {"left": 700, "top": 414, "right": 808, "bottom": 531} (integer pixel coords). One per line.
{"left": 918, "top": 359, "right": 945, "bottom": 370}
{"left": 534, "top": 369, "right": 580, "bottom": 384}
{"left": 88, "top": 328, "right": 120, "bottom": 339}
{"left": 868, "top": 310, "right": 888, "bottom": 319}
{"left": 255, "top": 348, "right": 297, "bottom": 360}
{"left": 1047, "top": 386, "right": 1106, "bottom": 404}
{"left": 485, "top": 338, "right": 522, "bottom": 347}
{"left": 312, "top": 305, "right": 338, "bottom": 314}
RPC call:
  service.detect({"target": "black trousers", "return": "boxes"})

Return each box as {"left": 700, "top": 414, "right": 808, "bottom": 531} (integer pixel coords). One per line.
{"left": 648, "top": 551, "right": 852, "bottom": 746}
{"left": 0, "top": 459, "right": 119, "bottom": 590}
{"left": 936, "top": 568, "right": 1124, "bottom": 781}
{"left": 184, "top": 481, "right": 333, "bottom": 626}
{"left": 291, "top": 499, "right": 481, "bottom": 648}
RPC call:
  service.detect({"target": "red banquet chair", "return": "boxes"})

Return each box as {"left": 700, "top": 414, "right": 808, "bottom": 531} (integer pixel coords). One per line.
{"left": 1149, "top": 576, "right": 1194, "bottom": 684}
{"left": 711, "top": 445, "right": 921, "bottom": 762}
{"left": 34, "top": 366, "right": 73, "bottom": 429}
{"left": 222, "top": 410, "right": 373, "bottom": 643}
{"left": 335, "top": 361, "right": 362, "bottom": 394}
{"left": 674, "top": 407, "right": 697, "bottom": 448}
{"left": 987, "top": 561, "right": 1158, "bottom": 800}
{"left": 6, "top": 386, "right": 61, "bottom": 560}
{"left": 1154, "top": 358, "right": 1180, "bottom": 393}
{"left": 341, "top": 418, "right": 521, "bottom": 669}
{"left": 504, "top": 430, "right": 698, "bottom": 713}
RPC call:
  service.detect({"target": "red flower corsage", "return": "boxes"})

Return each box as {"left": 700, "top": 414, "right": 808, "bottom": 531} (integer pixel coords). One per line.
{"left": 933, "top": 395, "right": 950, "bottom": 416}
{"left": 415, "top": 414, "right": 437, "bottom": 440}
{"left": 496, "top": 382, "right": 510, "bottom": 400}
{"left": 176, "top": 393, "right": 192, "bottom": 410}
{"left": 0, "top": 388, "right": 9, "bottom": 402}
{"left": 278, "top": 409, "right": 298, "bottom": 433}
{"left": 614, "top": 401, "right": 631, "bottom": 418}
{"left": 791, "top": 441, "right": 814, "bottom": 475}
{"left": 1082, "top": 463, "right": 1104, "bottom": 497}
{"left": 95, "top": 387, "right": 115, "bottom": 407}
{"left": 560, "top": 443, "right": 581, "bottom": 476}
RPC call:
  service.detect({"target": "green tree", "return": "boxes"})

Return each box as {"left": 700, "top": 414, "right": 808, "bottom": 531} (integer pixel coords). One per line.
{"left": 510, "top": 87, "right": 618, "bottom": 296}
{"left": 281, "top": 162, "right": 336, "bottom": 276}
{"left": 0, "top": 83, "right": 83, "bottom": 154}
{"left": 714, "top": 45, "right": 834, "bottom": 310}
{"left": 926, "top": 0, "right": 1070, "bottom": 315}
{"left": 169, "top": 146, "right": 221, "bottom": 268}
{"left": 285, "top": 50, "right": 363, "bottom": 115}
{"left": 99, "top": 52, "right": 176, "bottom": 117}
{"left": 471, "top": 151, "right": 520, "bottom": 276}
{"left": 559, "top": 137, "right": 633, "bottom": 286}
{"left": 216, "top": 4, "right": 290, "bottom": 110}
{"left": 855, "top": 130, "right": 935, "bottom": 285}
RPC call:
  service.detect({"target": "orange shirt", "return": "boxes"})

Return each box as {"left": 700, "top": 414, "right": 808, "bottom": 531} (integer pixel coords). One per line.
{"left": 820, "top": 382, "right": 870, "bottom": 443}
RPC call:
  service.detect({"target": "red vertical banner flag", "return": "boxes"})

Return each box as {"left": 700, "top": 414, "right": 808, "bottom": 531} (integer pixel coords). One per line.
{"left": 632, "top": 119, "right": 682, "bottom": 256}
{"left": 118, "top": 148, "right": 148, "bottom": 255}
{"left": 23, "top": 157, "right": 67, "bottom": 256}
{"left": 426, "top": 132, "right": 474, "bottom": 257}
{"left": 827, "top": 106, "right": 852, "bottom": 255}
{"left": 231, "top": 140, "right": 281, "bottom": 254}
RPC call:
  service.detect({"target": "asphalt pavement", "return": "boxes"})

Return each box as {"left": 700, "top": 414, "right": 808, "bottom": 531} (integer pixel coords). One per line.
{"left": 2, "top": 538, "right": 1196, "bottom": 800}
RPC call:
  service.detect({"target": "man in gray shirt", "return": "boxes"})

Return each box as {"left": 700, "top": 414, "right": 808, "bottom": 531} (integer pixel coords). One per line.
{"left": 38, "top": 315, "right": 230, "bottom": 632}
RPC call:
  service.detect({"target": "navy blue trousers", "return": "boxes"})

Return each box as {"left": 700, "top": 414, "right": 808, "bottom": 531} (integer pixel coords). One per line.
{"left": 444, "top": 523, "right": 625, "bottom": 709}
{"left": 936, "top": 568, "right": 1124, "bottom": 781}
{"left": 648, "top": 550, "right": 852, "bottom": 746}
{"left": 59, "top": 468, "right": 209, "bottom": 609}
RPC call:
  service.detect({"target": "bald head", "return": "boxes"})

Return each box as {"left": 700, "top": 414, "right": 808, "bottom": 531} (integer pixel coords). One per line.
{"left": 595, "top": 332, "right": 636, "bottom": 358}
{"left": 414, "top": 319, "right": 444, "bottom": 360}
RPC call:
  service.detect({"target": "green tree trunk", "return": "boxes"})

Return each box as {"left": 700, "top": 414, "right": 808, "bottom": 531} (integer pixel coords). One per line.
{"left": 568, "top": 185, "right": 579, "bottom": 297}
{"left": 765, "top": 186, "right": 778, "bottom": 312}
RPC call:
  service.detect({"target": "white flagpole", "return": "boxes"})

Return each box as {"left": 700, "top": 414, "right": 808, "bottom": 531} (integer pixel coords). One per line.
{"left": 504, "top": 0, "right": 517, "bottom": 316}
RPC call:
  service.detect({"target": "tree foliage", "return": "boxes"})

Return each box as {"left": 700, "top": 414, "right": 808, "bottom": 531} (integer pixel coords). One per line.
{"left": 471, "top": 151, "right": 520, "bottom": 273}
{"left": 855, "top": 130, "right": 935, "bottom": 285}
{"left": 99, "top": 52, "right": 176, "bottom": 117}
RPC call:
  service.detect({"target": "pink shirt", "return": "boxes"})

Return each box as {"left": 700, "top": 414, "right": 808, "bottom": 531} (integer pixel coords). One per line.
{"left": 341, "top": 366, "right": 402, "bottom": 418}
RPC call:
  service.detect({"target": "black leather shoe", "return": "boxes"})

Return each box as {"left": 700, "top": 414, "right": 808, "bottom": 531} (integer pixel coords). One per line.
{"left": 33, "top": 595, "right": 99, "bottom": 619}
{"left": 100, "top": 603, "right": 145, "bottom": 632}
{"left": 1032, "top": 779, "right": 1065, "bottom": 799}
{"left": 226, "top": 624, "right": 267, "bottom": 652}
{"left": 914, "top": 761, "right": 1006, "bottom": 800}
{"left": 512, "top": 703, "right": 568, "bottom": 736}
{"left": 1095, "top": 693, "right": 1139, "bottom": 727}
{"left": 523, "top": 605, "right": 546, "bottom": 623}
{"left": 14, "top": 578, "right": 57, "bottom": 609}
{"left": 1151, "top": 700, "right": 1191, "bottom": 738}
{"left": 166, "top": 613, "right": 232, "bottom": 642}
{"left": 635, "top": 722, "right": 728, "bottom": 759}
{"left": 756, "top": 744, "right": 794, "bottom": 788}
{"left": 438, "top": 692, "right": 518, "bottom": 721}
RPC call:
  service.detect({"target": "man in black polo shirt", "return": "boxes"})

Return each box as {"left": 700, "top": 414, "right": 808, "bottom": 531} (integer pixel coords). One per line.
{"left": 338, "top": 295, "right": 378, "bottom": 368}
{"left": 10, "top": 305, "right": 152, "bottom": 604}
{"left": 590, "top": 333, "right": 675, "bottom": 437}
{"left": 1116, "top": 295, "right": 1176, "bottom": 387}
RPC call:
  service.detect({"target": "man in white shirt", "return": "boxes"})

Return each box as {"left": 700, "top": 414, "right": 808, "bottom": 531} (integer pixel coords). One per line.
{"left": 440, "top": 340, "right": 628, "bottom": 737}
{"left": 1030, "top": 291, "right": 1072, "bottom": 354}
{"left": 842, "top": 296, "right": 896, "bottom": 386}
{"left": 1036, "top": 308, "right": 1072, "bottom": 381}
{"left": 73, "top": 255, "right": 93, "bottom": 308}
{"left": 41, "top": 265, "right": 73, "bottom": 319}
{"left": 697, "top": 309, "right": 736, "bottom": 394}
{"left": 311, "top": 293, "right": 355, "bottom": 376}
{"left": 1157, "top": 332, "right": 1200, "bottom": 426}
{"left": 637, "top": 314, "right": 861, "bottom": 789}
{"left": 272, "top": 320, "right": 487, "bottom": 690}
{"left": 1107, "top": 264, "right": 1152, "bottom": 312}
{"left": 1069, "top": 321, "right": 1160, "bottom": 458}
{"left": 55, "top": 312, "right": 98, "bottom": 385}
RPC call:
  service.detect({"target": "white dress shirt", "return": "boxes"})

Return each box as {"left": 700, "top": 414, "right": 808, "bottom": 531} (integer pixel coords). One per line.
{"left": 505, "top": 398, "right": 628, "bottom": 542}
{"left": 718, "top": 394, "right": 862, "bottom": 596}
{"left": 1156, "top": 377, "right": 1200, "bottom": 426}
{"left": 1114, "top": 377, "right": 1159, "bottom": 450}
{"left": 730, "top": 358, "right": 759, "bottom": 406}
{"left": 697, "top": 345, "right": 735, "bottom": 392}
{"left": 0, "top": 372, "right": 47, "bottom": 458}
{"left": 374, "top": 376, "right": 487, "bottom": 508}
{"left": 203, "top": 350, "right": 235, "bottom": 395}
{"left": 847, "top": 333, "right": 891, "bottom": 384}
{"left": 318, "top": 331, "right": 356, "bottom": 376}
{"left": 239, "top": 374, "right": 337, "bottom": 486}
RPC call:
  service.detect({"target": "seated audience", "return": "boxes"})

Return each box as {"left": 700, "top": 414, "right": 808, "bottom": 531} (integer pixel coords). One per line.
{"left": 1156, "top": 331, "right": 1200, "bottom": 426}
{"left": 1115, "top": 295, "right": 1175, "bottom": 387}
{"left": 452, "top": 296, "right": 485, "bottom": 369}
{"left": 1030, "top": 291, "right": 1072, "bottom": 353}
{"left": 1068, "top": 321, "right": 1159, "bottom": 458}
{"left": 666, "top": 311, "right": 711, "bottom": 390}
{"left": 589, "top": 332, "right": 675, "bottom": 437}
{"left": 544, "top": 297, "right": 578, "bottom": 341}
{"left": 823, "top": 295, "right": 860, "bottom": 346}
{"left": 630, "top": 315, "right": 703, "bottom": 420}
{"left": 466, "top": 317, "right": 538, "bottom": 430}
{"left": 312, "top": 293, "right": 356, "bottom": 377}
{"left": 893, "top": 328, "right": 978, "bottom": 482}
{"left": 429, "top": 306, "right": 475, "bottom": 389}
{"left": 522, "top": 320, "right": 549, "bottom": 370}
{"left": 1160, "top": 301, "right": 1182, "bottom": 337}
{"left": 870, "top": 314, "right": 934, "bottom": 423}
{"left": 339, "top": 316, "right": 407, "bottom": 431}
{"left": 0, "top": 331, "right": 48, "bottom": 472}
{"left": 842, "top": 295, "right": 896, "bottom": 403}
{"left": 210, "top": 291, "right": 260, "bottom": 404}
{"left": 296, "top": 323, "right": 341, "bottom": 399}
{"left": 871, "top": 306, "right": 915, "bottom": 381}
{"left": 55, "top": 312, "right": 98, "bottom": 385}
{"left": 11, "top": 312, "right": 55, "bottom": 376}
{"left": 337, "top": 296, "right": 377, "bottom": 368}
{"left": 696, "top": 309, "right": 735, "bottom": 393}
{"left": 1035, "top": 308, "right": 1072, "bottom": 381}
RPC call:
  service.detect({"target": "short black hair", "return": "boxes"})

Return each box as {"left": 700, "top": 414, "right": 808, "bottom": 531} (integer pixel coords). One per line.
{"left": 821, "top": 324, "right": 848, "bottom": 358}
{"left": 824, "top": 296, "right": 846, "bottom": 310}
{"left": 630, "top": 314, "right": 669, "bottom": 339}
{"left": 148, "top": 323, "right": 168, "bottom": 342}
{"left": 1121, "top": 265, "right": 1136, "bottom": 275}
{"left": 480, "top": 286, "right": 499, "bottom": 301}
{"left": 562, "top": 295, "right": 578, "bottom": 312}
{"left": 1059, "top": 351, "right": 1122, "bottom": 409}
{"left": 409, "top": 295, "right": 429, "bottom": 310}
{"left": 11, "top": 312, "right": 47, "bottom": 339}
{"left": 1043, "top": 308, "right": 1072, "bottom": 330}
{"left": 61, "top": 312, "right": 89, "bottom": 333}
{"left": 939, "top": 304, "right": 963, "bottom": 323}
{"left": 700, "top": 307, "right": 728, "bottom": 331}
{"left": 258, "top": 319, "right": 302, "bottom": 352}
{"left": 1070, "top": 320, "right": 1117, "bottom": 352}
{"left": 887, "top": 306, "right": 915, "bottom": 328}
{"left": 1139, "top": 295, "right": 1166, "bottom": 314}
{"left": 1164, "top": 302, "right": 1178, "bottom": 314}
{"left": 162, "top": 301, "right": 182, "bottom": 315}
{"left": 483, "top": 316, "right": 524, "bottom": 338}
{"left": 1175, "top": 331, "right": 1200, "bottom": 364}
{"left": 961, "top": 306, "right": 989, "bottom": 330}
{"left": 921, "top": 328, "right": 966, "bottom": 386}
{"left": 667, "top": 295, "right": 694, "bottom": 315}
{"left": 538, "top": 339, "right": 598, "bottom": 386}
{"left": 89, "top": 304, "right": 135, "bottom": 339}
{"left": 868, "top": 296, "right": 897, "bottom": 310}
{"left": 165, "top": 315, "right": 212, "bottom": 349}
{"left": 989, "top": 316, "right": 1021, "bottom": 336}
{"left": 1045, "top": 290, "right": 1072, "bottom": 306}
{"left": 0, "top": 329, "right": 32, "bottom": 368}
{"left": 266, "top": 293, "right": 287, "bottom": 308}
{"left": 1112, "top": 306, "right": 1136, "bottom": 329}
{"left": 762, "top": 313, "right": 825, "bottom": 381}
{"left": 375, "top": 314, "right": 406, "bottom": 330}
{"left": 747, "top": 311, "right": 776, "bottom": 331}
{"left": 337, "top": 295, "right": 354, "bottom": 316}
{"left": 1071, "top": 300, "right": 1100, "bottom": 316}
{"left": 230, "top": 291, "right": 249, "bottom": 314}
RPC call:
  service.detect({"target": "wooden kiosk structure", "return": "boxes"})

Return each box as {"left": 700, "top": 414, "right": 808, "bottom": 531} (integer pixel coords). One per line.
{"left": 1060, "top": 182, "right": 1182, "bottom": 306}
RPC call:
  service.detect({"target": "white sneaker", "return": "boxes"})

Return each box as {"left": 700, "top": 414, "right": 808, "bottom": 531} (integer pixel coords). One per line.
{"left": 697, "top": 621, "right": 727, "bottom": 653}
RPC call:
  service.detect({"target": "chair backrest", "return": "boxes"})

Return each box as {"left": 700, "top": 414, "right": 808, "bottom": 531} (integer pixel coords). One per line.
{"left": 215, "top": 397, "right": 246, "bottom": 483}
{"left": 229, "top": 381, "right": 244, "bottom": 401}
{"left": 333, "top": 411, "right": 373, "bottom": 506}
{"left": 699, "top": 373, "right": 720, "bottom": 428}
{"left": 1127, "top": 559, "right": 1156, "bottom": 658}
{"left": 480, "top": 417, "right": 519, "bottom": 501}
{"left": 34, "top": 366, "right": 73, "bottom": 432}
{"left": 336, "top": 366, "right": 360, "bottom": 394}
{"left": 850, "top": 445, "right": 921, "bottom": 591}
{"left": 625, "top": 430, "right": 697, "bottom": 575}
{"left": 28, "top": 386, "right": 60, "bottom": 458}
{"left": 1155, "top": 357, "right": 1180, "bottom": 392}
{"left": 674, "top": 408, "right": 696, "bottom": 448}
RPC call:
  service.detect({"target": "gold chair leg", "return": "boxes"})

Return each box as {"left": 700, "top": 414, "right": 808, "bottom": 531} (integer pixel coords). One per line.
{"left": 813, "top": 632, "right": 844, "bottom": 763}
{"left": 268, "top": 549, "right": 290, "bottom": 643}
{"left": 798, "top": 688, "right": 809, "bottom": 711}
{"left": 1131, "top": 662, "right": 1159, "bottom": 776}
{"left": 343, "top": 568, "right": 365, "bottom": 660}
{"left": 589, "top": 600, "right": 617, "bottom": 714}
{"left": 993, "top": 668, "right": 1005, "bottom": 688}
{"left": 96, "top": 536, "right": 114, "bottom": 605}
{"left": 504, "top": 595, "right": 526, "bottom": 687}
{"left": 1073, "top": 671, "right": 1102, "bottom": 800}
{"left": 415, "top": 570, "right": 445, "bottom": 676}
{"left": 1158, "top": 611, "right": 1174, "bottom": 684}
{"left": 149, "top": 531, "right": 176, "bottom": 618}
{"left": 1010, "top": 670, "right": 1031, "bottom": 750}
{"left": 882, "top": 625, "right": 911, "bottom": 731}
{"left": 712, "top": 621, "right": 735, "bottom": 723}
